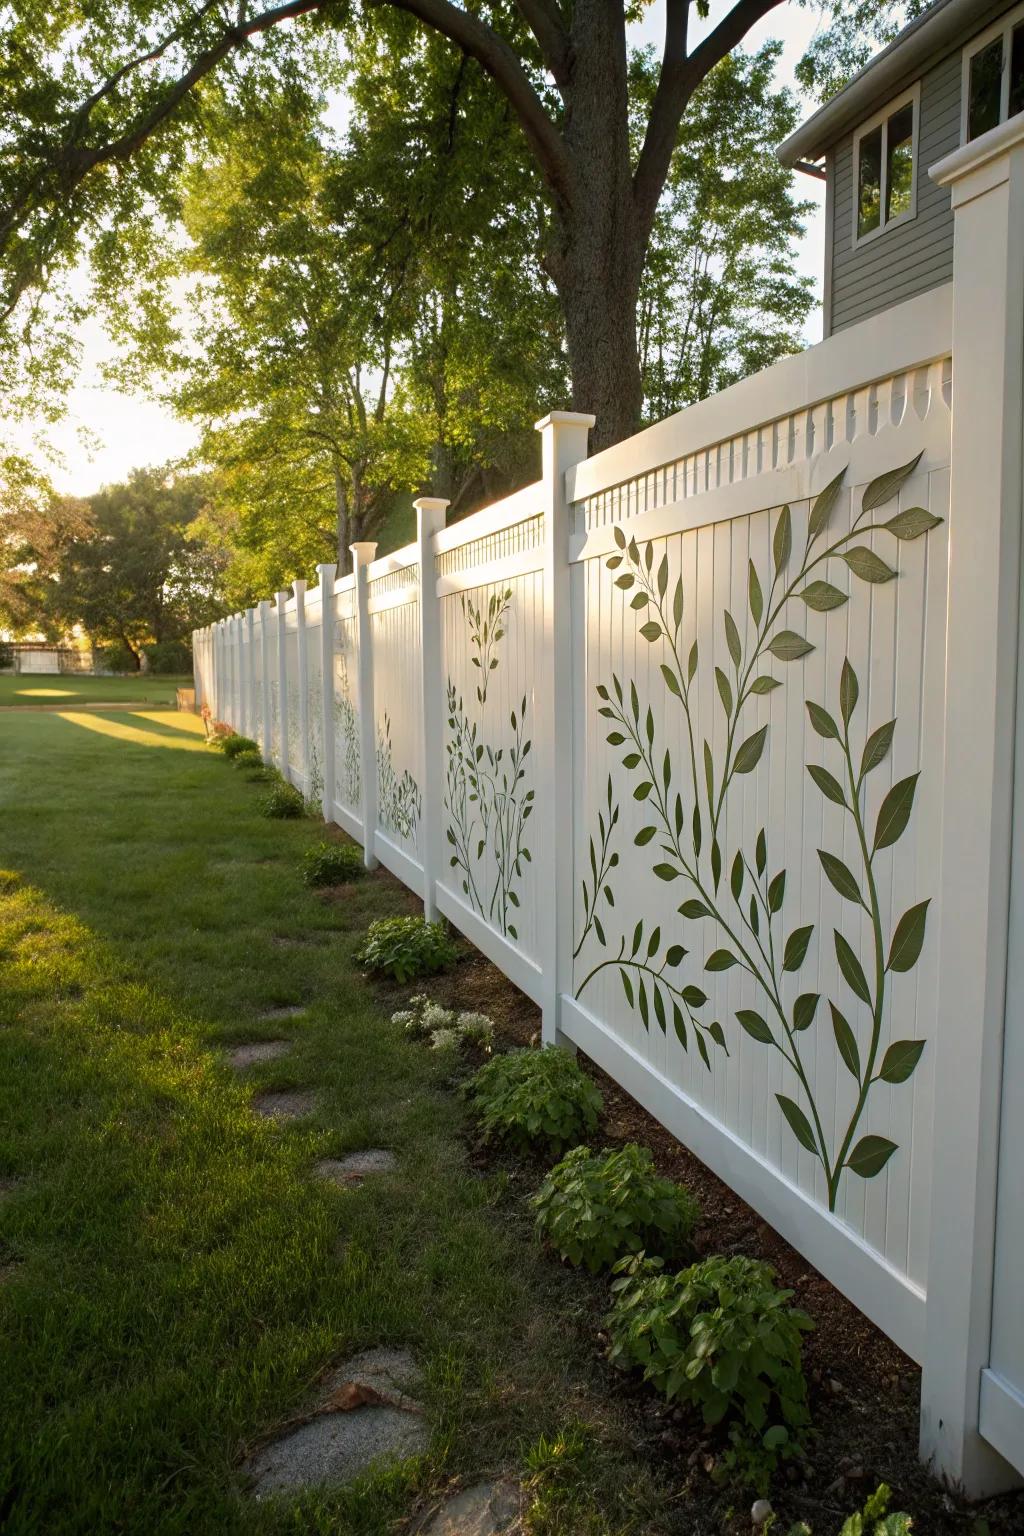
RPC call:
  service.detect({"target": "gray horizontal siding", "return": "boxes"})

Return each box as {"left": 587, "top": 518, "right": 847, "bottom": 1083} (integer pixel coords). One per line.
{"left": 829, "top": 47, "right": 961, "bottom": 333}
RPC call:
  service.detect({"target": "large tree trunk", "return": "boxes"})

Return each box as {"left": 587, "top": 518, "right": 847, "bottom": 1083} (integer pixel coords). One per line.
{"left": 333, "top": 456, "right": 351, "bottom": 573}
{"left": 555, "top": 238, "right": 644, "bottom": 453}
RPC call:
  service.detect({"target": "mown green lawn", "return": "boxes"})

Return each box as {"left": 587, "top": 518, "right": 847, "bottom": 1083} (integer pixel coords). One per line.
{"left": 0, "top": 673, "right": 191, "bottom": 708}
{"left": 0, "top": 708, "right": 658, "bottom": 1536}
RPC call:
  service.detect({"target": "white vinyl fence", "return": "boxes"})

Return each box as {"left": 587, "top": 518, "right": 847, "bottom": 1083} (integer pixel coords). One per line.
{"left": 195, "top": 121, "right": 1024, "bottom": 1497}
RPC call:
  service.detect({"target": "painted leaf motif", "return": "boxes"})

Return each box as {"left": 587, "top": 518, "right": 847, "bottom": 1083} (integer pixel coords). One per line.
{"left": 874, "top": 773, "right": 919, "bottom": 851}
{"left": 768, "top": 630, "right": 814, "bottom": 663}
{"left": 748, "top": 560, "right": 763, "bottom": 625}
{"left": 840, "top": 659, "right": 859, "bottom": 726}
{"left": 657, "top": 553, "right": 669, "bottom": 598}
{"left": 715, "top": 666, "right": 733, "bottom": 716}
{"left": 831, "top": 1003, "right": 861, "bottom": 1080}
{"left": 879, "top": 1039, "right": 926, "bottom": 1083}
{"left": 793, "top": 992, "right": 820, "bottom": 1032}
{"left": 706, "top": 949, "right": 738, "bottom": 971}
{"left": 639, "top": 621, "right": 663, "bottom": 642}
{"left": 800, "top": 580, "right": 848, "bottom": 612}
{"left": 620, "top": 970, "right": 634, "bottom": 1008}
{"left": 887, "top": 899, "right": 930, "bottom": 972}
{"left": 612, "top": 526, "right": 627, "bottom": 550}
{"left": 665, "top": 944, "right": 686, "bottom": 966}
{"left": 673, "top": 1005, "right": 688, "bottom": 1049}
{"left": 842, "top": 547, "right": 897, "bottom": 584}
{"left": 808, "top": 468, "right": 846, "bottom": 541}
{"left": 818, "top": 850, "right": 863, "bottom": 904}
{"left": 861, "top": 451, "right": 923, "bottom": 513}
{"left": 653, "top": 863, "right": 680, "bottom": 881}
{"left": 734, "top": 725, "right": 768, "bottom": 775}
{"left": 806, "top": 701, "right": 839, "bottom": 739}
{"left": 807, "top": 763, "right": 846, "bottom": 806}
{"left": 673, "top": 579, "right": 684, "bottom": 630}
{"left": 660, "top": 663, "right": 683, "bottom": 700}
{"left": 777, "top": 1094, "right": 818, "bottom": 1154}
{"left": 847, "top": 1135, "right": 899, "bottom": 1179}
{"left": 885, "top": 506, "right": 943, "bottom": 540}
{"left": 783, "top": 924, "right": 813, "bottom": 971}
{"left": 773, "top": 505, "right": 792, "bottom": 574}
{"left": 751, "top": 675, "right": 781, "bottom": 695}
{"left": 834, "top": 930, "right": 872, "bottom": 1004}
{"left": 737, "top": 1009, "right": 774, "bottom": 1043}
{"left": 679, "top": 898, "right": 711, "bottom": 919}
{"left": 730, "top": 851, "right": 744, "bottom": 901}
{"left": 724, "top": 611, "right": 742, "bottom": 669}
{"left": 756, "top": 829, "right": 767, "bottom": 876}
{"left": 768, "top": 871, "right": 786, "bottom": 913}
{"left": 860, "top": 720, "right": 895, "bottom": 778}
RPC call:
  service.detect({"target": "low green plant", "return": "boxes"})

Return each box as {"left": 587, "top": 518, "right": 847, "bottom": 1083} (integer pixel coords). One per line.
{"left": 466, "top": 1047, "right": 603, "bottom": 1155}
{"left": 777, "top": 1483, "right": 912, "bottom": 1535}
{"left": 532, "top": 1143, "right": 698, "bottom": 1273}
{"left": 232, "top": 748, "right": 264, "bottom": 771}
{"left": 392, "top": 995, "right": 495, "bottom": 1052}
{"left": 217, "top": 732, "right": 260, "bottom": 759}
{"left": 258, "top": 781, "right": 306, "bottom": 819}
{"left": 303, "top": 841, "right": 364, "bottom": 887}
{"left": 357, "top": 917, "right": 459, "bottom": 982}
{"left": 606, "top": 1252, "right": 813, "bottom": 1491}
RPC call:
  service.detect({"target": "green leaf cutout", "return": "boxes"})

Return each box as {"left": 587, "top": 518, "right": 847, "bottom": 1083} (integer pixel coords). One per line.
{"left": 783, "top": 924, "right": 813, "bottom": 971}
{"left": 879, "top": 1039, "right": 926, "bottom": 1083}
{"left": 751, "top": 675, "right": 781, "bottom": 695}
{"left": 793, "top": 993, "right": 820, "bottom": 1032}
{"left": 768, "top": 630, "right": 814, "bottom": 663}
{"left": 748, "top": 560, "right": 763, "bottom": 625}
{"left": 885, "top": 506, "right": 943, "bottom": 540}
{"left": 887, "top": 899, "right": 930, "bottom": 972}
{"left": 773, "top": 505, "right": 792, "bottom": 574}
{"left": 679, "top": 898, "right": 711, "bottom": 919}
{"left": 874, "top": 773, "right": 919, "bottom": 851}
{"left": 861, "top": 451, "right": 923, "bottom": 513}
{"left": 639, "top": 621, "right": 663, "bottom": 642}
{"left": 840, "top": 659, "right": 859, "bottom": 726}
{"left": 834, "top": 930, "right": 872, "bottom": 1004}
{"left": 653, "top": 863, "right": 680, "bottom": 881}
{"left": 806, "top": 701, "right": 839, "bottom": 739}
{"left": 801, "top": 580, "right": 848, "bottom": 612}
{"left": 807, "top": 763, "right": 847, "bottom": 806}
{"left": 818, "top": 850, "right": 863, "bottom": 904}
{"left": 706, "top": 949, "right": 738, "bottom": 971}
{"left": 738, "top": 1009, "right": 774, "bottom": 1044}
{"left": 776, "top": 1094, "right": 819, "bottom": 1155}
{"left": 831, "top": 1003, "right": 861, "bottom": 1080}
{"left": 734, "top": 725, "right": 768, "bottom": 775}
{"left": 842, "top": 547, "right": 897, "bottom": 584}
{"left": 808, "top": 468, "right": 846, "bottom": 541}
{"left": 634, "top": 826, "right": 657, "bottom": 846}
{"left": 724, "top": 610, "right": 742, "bottom": 669}
{"left": 860, "top": 720, "right": 895, "bottom": 778}
{"left": 846, "top": 1135, "right": 899, "bottom": 1179}
{"left": 715, "top": 666, "right": 733, "bottom": 716}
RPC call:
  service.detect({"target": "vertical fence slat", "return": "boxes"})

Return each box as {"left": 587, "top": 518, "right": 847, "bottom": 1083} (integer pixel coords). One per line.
{"left": 318, "top": 564, "right": 337, "bottom": 823}
{"left": 415, "top": 497, "right": 448, "bottom": 923}
{"left": 275, "top": 590, "right": 290, "bottom": 780}
{"left": 259, "top": 601, "right": 272, "bottom": 761}
{"left": 351, "top": 543, "right": 379, "bottom": 870}
{"left": 294, "top": 578, "right": 308, "bottom": 794}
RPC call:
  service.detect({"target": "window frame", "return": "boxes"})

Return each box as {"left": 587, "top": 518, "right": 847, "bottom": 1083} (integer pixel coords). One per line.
{"left": 851, "top": 83, "right": 921, "bottom": 251}
{"left": 960, "top": 1, "right": 1024, "bottom": 144}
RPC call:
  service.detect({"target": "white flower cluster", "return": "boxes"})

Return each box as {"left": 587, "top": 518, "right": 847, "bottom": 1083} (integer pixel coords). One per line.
{"left": 391, "top": 995, "right": 495, "bottom": 1053}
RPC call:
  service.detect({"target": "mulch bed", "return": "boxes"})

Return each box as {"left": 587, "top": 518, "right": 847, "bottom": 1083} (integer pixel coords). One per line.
{"left": 347, "top": 873, "right": 1023, "bottom": 1533}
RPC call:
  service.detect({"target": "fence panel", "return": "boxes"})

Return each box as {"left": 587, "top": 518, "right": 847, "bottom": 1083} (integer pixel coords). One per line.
{"left": 367, "top": 549, "right": 424, "bottom": 890}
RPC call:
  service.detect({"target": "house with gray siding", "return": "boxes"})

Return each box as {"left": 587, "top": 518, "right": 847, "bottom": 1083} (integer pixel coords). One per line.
{"left": 779, "top": 0, "right": 1024, "bottom": 335}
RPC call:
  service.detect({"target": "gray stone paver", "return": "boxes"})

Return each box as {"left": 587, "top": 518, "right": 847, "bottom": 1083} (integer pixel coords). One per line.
{"left": 228, "top": 1041, "right": 291, "bottom": 1071}
{"left": 422, "top": 1481, "right": 521, "bottom": 1535}
{"left": 252, "top": 1090, "right": 316, "bottom": 1121}
{"left": 314, "top": 1150, "right": 397, "bottom": 1187}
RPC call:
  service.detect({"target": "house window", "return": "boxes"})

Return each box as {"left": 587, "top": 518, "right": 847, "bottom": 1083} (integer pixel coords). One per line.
{"left": 853, "top": 87, "right": 919, "bottom": 245}
{"left": 963, "top": 3, "right": 1024, "bottom": 143}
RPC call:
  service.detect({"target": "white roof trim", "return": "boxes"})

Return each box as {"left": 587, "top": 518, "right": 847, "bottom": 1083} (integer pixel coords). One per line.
{"left": 778, "top": 0, "right": 995, "bottom": 166}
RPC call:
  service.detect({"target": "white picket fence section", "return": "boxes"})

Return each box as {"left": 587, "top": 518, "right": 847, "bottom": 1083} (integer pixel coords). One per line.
{"left": 195, "top": 120, "right": 1024, "bottom": 1497}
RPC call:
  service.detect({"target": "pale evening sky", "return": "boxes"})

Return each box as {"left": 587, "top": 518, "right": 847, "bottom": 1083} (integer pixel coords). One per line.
{"left": 6, "top": 2, "right": 829, "bottom": 496}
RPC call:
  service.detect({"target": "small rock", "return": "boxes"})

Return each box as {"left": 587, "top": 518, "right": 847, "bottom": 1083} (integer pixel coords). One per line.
{"left": 751, "top": 1499, "right": 773, "bottom": 1528}
{"left": 258, "top": 1004, "right": 307, "bottom": 1021}
{"left": 315, "top": 1151, "right": 397, "bottom": 1187}
{"left": 228, "top": 1041, "right": 291, "bottom": 1071}
{"left": 423, "top": 1480, "right": 521, "bottom": 1535}
{"left": 829, "top": 1377, "right": 844, "bottom": 1395}
{"left": 253, "top": 1090, "right": 316, "bottom": 1121}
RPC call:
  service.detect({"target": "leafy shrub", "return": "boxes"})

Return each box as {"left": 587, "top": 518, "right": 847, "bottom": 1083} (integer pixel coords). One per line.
{"left": 532, "top": 1143, "right": 698, "bottom": 1273}
{"left": 144, "top": 639, "right": 192, "bottom": 673}
{"left": 259, "top": 782, "right": 306, "bottom": 819}
{"left": 778, "top": 1484, "right": 912, "bottom": 1535}
{"left": 232, "top": 748, "right": 264, "bottom": 770}
{"left": 466, "top": 1047, "right": 603, "bottom": 1155}
{"left": 392, "top": 995, "right": 494, "bottom": 1051}
{"left": 303, "top": 841, "right": 364, "bottom": 887}
{"left": 606, "top": 1253, "right": 813, "bottom": 1490}
{"left": 217, "top": 733, "right": 260, "bottom": 759}
{"left": 357, "top": 917, "right": 458, "bottom": 982}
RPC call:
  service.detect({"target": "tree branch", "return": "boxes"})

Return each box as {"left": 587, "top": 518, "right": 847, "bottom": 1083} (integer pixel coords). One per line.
{"left": 511, "top": 0, "right": 571, "bottom": 92}
{"left": 633, "top": 0, "right": 785, "bottom": 237}
{"left": 376, "top": 0, "right": 573, "bottom": 206}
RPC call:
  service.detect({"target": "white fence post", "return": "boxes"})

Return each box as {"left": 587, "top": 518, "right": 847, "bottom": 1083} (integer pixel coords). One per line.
{"left": 258, "top": 600, "right": 272, "bottom": 762}
{"left": 317, "top": 563, "right": 337, "bottom": 824}
{"left": 351, "top": 542, "right": 379, "bottom": 870}
{"left": 236, "top": 612, "right": 247, "bottom": 737}
{"left": 535, "top": 411, "right": 594, "bottom": 1047}
{"left": 294, "top": 578, "right": 309, "bottom": 795}
{"left": 414, "top": 497, "right": 448, "bottom": 922}
{"left": 920, "top": 120, "right": 1024, "bottom": 1493}
{"left": 276, "top": 589, "right": 290, "bottom": 781}
{"left": 246, "top": 607, "right": 257, "bottom": 737}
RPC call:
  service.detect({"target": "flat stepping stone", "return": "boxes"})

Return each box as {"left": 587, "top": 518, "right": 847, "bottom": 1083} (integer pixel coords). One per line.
{"left": 423, "top": 1481, "right": 521, "bottom": 1535}
{"left": 314, "top": 1151, "right": 396, "bottom": 1187}
{"left": 228, "top": 1041, "right": 291, "bottom": 1071}
{"left": 258, "top": 1005, "right": 307, "bottom": 1021}
{"left": 0, "top": 1178, "right": 21, "bottom": 1202}
{"left": 253, "top": 1090, "right": 316, "bottom": 1121}
{"left": 243, "top": 1348, "right": 426, "bottom": 1498}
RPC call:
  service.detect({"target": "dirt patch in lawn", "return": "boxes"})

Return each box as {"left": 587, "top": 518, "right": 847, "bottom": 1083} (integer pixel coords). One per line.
{"left": 366, "top": 946, "right": 1024, "bottom": 1536}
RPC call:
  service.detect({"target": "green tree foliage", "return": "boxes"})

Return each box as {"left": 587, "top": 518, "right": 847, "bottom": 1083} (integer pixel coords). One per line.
{"left": 47, "top": 468, "right": 226, "bottom": 666}
{"left": 635, "top": 42, "right": 815, "bottom": 420}
{"left": 0, "top": 454, "right": 92, "bottom": 637}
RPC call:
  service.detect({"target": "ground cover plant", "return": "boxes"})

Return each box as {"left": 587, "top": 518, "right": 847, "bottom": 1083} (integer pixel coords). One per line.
{"left": 392, "top": 994, "right": 495, "bottom": 1052}
{"left": 607, "top": 1252, "right": 814, "bottom": 1491}
{"left": 532, "top": 1143, "right": 698, "bottom": 1273}
{"left": 216, "top": 732, "right": 261, "bottom": 758}
{"left": 467, "top": 1047, "right": 603, "bottom": 1156}
{"left": 356, "top": 916, "right": 459, "bottom": 982}
{"left": 303, "top": 840, "right": 364, "bottom": 887}
{"left": 259, "top": 780, "right": 306, "bottom": 818}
